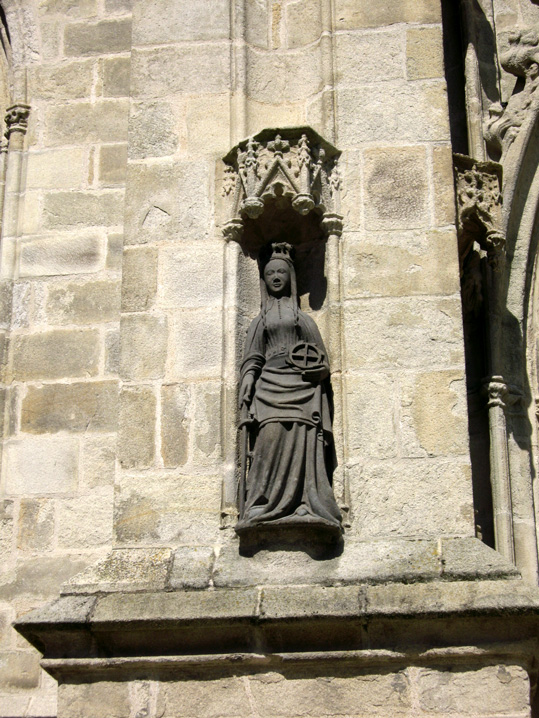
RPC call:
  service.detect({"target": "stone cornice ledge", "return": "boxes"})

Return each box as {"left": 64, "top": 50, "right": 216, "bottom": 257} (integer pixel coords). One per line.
{"left": 15, "top": 579, "right": 539, "bottom": 672}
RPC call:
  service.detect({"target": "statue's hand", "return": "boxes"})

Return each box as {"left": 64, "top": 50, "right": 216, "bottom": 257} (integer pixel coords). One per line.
{"left": 239, "top": 374, "right": 255, "bottom": 407}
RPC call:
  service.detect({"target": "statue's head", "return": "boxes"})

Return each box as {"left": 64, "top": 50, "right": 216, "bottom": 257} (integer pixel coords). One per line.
{"left": 264, "top": 258, "right": 291, "bottom": 297}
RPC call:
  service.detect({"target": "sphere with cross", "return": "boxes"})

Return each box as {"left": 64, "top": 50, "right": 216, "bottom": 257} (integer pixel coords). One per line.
{"left": 288, "top": 342, "right": 327, "bottom": 379}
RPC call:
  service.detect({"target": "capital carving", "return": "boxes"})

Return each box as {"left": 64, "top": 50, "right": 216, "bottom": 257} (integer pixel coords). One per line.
{"left": 4, "top": 103, "right": 30, "bottom": 139}
{"left": 454, "top": 154, "right": 505, "bottom": 272}
{"left": 483, "top": 376, "right": 522, "bottom": 410}
{"left": 485, "top": 27, "right": 539, "bottom": 160}
{"left": 222, "top": 127, "right": 342, "bottom": 250}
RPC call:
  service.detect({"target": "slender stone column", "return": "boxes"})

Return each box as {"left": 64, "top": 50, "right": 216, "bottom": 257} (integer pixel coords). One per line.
{"left": 483, "top": 376, "right": 516, "bottom": 563}
{"left": 0, "top": 103, "right": 30, "bottom": 279}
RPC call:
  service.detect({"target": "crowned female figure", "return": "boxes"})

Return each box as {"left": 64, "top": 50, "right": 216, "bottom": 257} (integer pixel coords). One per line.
{"left": 236, "top": 242, "right": 342, "bottom": 538}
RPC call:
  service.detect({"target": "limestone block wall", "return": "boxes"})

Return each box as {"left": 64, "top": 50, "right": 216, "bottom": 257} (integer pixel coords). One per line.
{"left": 0, "top": 0, "right": 524, "bottom": 716}
{"left": 56, "top": 663, "right": 534, "bottom": 718}
{"left": 0, "top": 1, "right": 130, "bottom": 714}
{"left": 115, "top": 0, "right": 473, "bottom": 551}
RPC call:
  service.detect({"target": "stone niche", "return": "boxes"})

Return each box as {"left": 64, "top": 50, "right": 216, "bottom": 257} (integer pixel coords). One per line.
{"left": 222, "top": 126, "right": 342, "bottom": 301}
{"left": 219, "top": 127, "right": 348, "bottom": 548}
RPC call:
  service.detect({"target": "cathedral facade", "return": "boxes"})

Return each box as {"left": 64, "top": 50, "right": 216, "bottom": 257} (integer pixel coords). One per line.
{"left": 2, "top": 0, "right": 539, "bottom": 716}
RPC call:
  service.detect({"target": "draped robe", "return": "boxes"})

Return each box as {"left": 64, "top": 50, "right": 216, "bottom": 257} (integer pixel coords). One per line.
{"left": 236, "top": 296, "right": 342, "bottom": 531}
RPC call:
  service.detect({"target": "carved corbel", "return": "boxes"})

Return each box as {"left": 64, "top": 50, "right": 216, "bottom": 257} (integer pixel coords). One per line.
{"left": 4, "top": 103, "right": 30, "bottom": 139}
{"left": 222, "top": 127, "right": 342, "bottom": 253}
{"left": 485, "top": 27, "right": 539, "bottom": 161}
{"left": 454, "top": 154, "right": 505, "bottom": 273}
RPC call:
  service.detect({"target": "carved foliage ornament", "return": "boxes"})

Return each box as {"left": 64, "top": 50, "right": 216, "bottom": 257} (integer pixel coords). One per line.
{"left": 4, "top": 104, "right": 30, "bottom": 139}
{"left": 222, "top": 127, "right": 342, "bottom": 247}
{"left": 454, "top": 153, "right": 505, "bottom": 271}
{"left": 485, "top": 27, "right": 539, "bottom": 160}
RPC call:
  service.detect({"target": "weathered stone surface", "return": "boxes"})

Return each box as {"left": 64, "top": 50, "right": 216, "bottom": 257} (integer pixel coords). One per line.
{"left": 119, "top": 386, "right": 156, "bottom": 469}
{"left": 363, "top": 146, "right": 428, "bottom": 230}
{"left": 160, "top": 383, "right": 189, "bottom": 468}
{"left": 0, "top": 694, "right": 29, "bottom": 716}
{"left": 26, "top": 689, "right": 57, "bottom": 718}
{"left": 417, "top": 664, "right": 529, "bottom": 714}
{"left": 120, "top": 314, "right": 167, "bottom": 380}
{"left": 164, "top": 677, "right": 250, "bottom": 718}
{"left": 57, "top": 487, "right": 114, "bottom": 549}
{"left": 4, "top": 436, "right": 79, "bottom": 496}
{"left": 245, "top": 44, "right": 324, "bottom": 104}
{"left": 214, "top": 538, "right": 440, "bottom": 588}
{"left": 121, "top": 246, "right": 157, "bottom": 312}
{"left": 0, "top": 651, "right": 40, "bottom": 690}
{"left": 12, "top": 329, "right": 100, "bottom": 381}
{"left": 92, "top": 588, "right": 259, "bottom": 621}
{"left": 10, "top": 282, "right": 29, "bottom": 330}
{"left": 45, "top": 100, "right": 129, "bottom": 146}
{"left": 43, "top": 191, "right": 124, "bottom": 229}
{"left": 128, "top": 100, "right": 179, "bottom": 159}
{"left": 0, "top": 280, "right": 12, "bottom": 330}
{"left": 124, "top": 160, "right": 211, "bottom": 244}
{"left": 0, "top": 555, "right": 90, "bottom": 601}
{"left": 343, "top": 230, "right": 460, "bottom": 298}
{"left": 245, "top": 99, "right": 304, "bottom": 137}
{"left": 60, "top": 681, "right": 130, "bottom": 718}
{"left": 99, "top": 144, "right": 128, "bottom": 185}
{"left": 344, "top": 296, "right": 465, "bottom": 371}
{"left": 441, "top": 537, "right": 519, "bottom": 580}
{"left": 102, "top": 56, "right": 131, "bottom": 98}
{"left": 20, "top": 191, "right": 41, "bottom": 235}
{"left": 105, "top": 328, "right": 120, "bottom": 375}
{"left": 167, "top": 310, "right": 222, "bottom": 380}
{"left": 345, "top": 373, "right": 397, "bottom": 459}
{"left": 39, "top": 0, "right": 98, "bottom": 18}
{"left": 105, "top": 0, "right": 132, "bottom": 12}
{"left": 158, "top": 243, "right": 223, "bottom": 309}
{"left": 26, "top": 148, "right": 87, "bottom": 190}
{"left": 338, "top": 82, "right": 450, "bottom": 146}
{"left": 131, "top": 45, "right": 229, "bottom": 98}
{"left": 17, "top": 499, "right": 55, "bottom": 551}
{"left": 39, "top": 19, "right": 62, "bottom": 62}
{"left": 169, "top": 546, "right": 214, "bottom": 590}
{"left": 185, "top": 95, "right": 230, "bottom": 154}
{"left": 432, "top": 144, "right": 457, "bottom": 226}
{"left": 0, "top": 607, "right": 11, "bottom": 649}
{"left": 19, "top": 234, "right": 106, "bottom": 277}
{"left": 81, "top": 435, "right": 116, "bottom": 489}
{"left": 106, "top": 233, "right": 124, "bottom": 271}
{"left": 349, "top": 459, "right": 474, "bottom": 539}
{"left": 21, "top": 381, "right": 118, "bottom": 434}
{"left": 335, "top": 0, "right": 441, "bottom": 29}
{"left": 402, "top": 370, "right": 469, "bottom": 457}
{"left": 192, "top": 382, "right": 221, "bottom": 463}
{"left": 114, "top": 474, "right": 221, "bottom": 544}
{"left": 63, "top": 548, "right": 172, "bottom": 594}
{"left": 46, "top": 280, "right": 120, "bottom": 325}
{"left": 132, "top": 0, "right": 229, "bottom": 45}
{"left": 335, "top": 29, "right": 404, "bottom": 86}
{"left": 0, "top": 501, "right": 14, "bottom": 562}
{"left": 407, "top": 25, "right": 444, "bottom": 80}
{"left": 28, "top": 61, "right": 95, "bottom": 101}
{"left": 248, "top": 668, "right": 411, "bottom": 716}
{"left": 286, "top": 0, "right": 322, "bottom": 48}
{"left": 64, "top": 19, "right": 132, "bottom": 56}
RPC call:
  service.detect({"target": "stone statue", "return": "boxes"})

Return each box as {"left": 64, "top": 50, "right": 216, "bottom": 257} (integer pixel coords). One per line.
{"left": 236, "top": 242, "right": 342, "bottom": 542}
